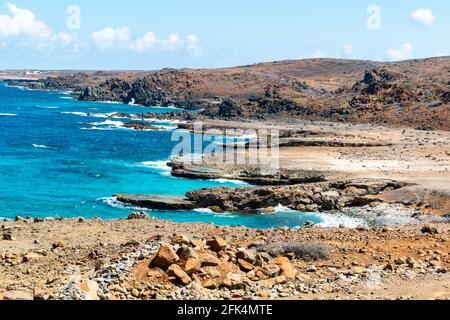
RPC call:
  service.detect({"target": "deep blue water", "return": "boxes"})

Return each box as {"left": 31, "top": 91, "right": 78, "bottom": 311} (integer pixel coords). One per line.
{"left": 0, "top": 82, "right": 326, "bottom": 228}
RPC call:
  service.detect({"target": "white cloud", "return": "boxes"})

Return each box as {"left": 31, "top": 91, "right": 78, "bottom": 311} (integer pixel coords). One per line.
{"left": 93, "top": 27, "right": 202, "bottom": 56}
{"left": 0, "top": 3, "right": 83, "bottom": 51}
{"left": 387, "top": 43, "right": 413, "bottom": 60}
{"left": 129, "top": 31, "right": 156, "bottom": 52}
{"left": 186, "top": 34, "right": 202, "bottom": 56}
{"left": 343, "top": 44, "right": 353, "bottom": 55}
{"left": 410, "top": 9, "right": 435, "bottom": 27}
{"left": 129, "top": 32, "right": 183, "bottom": 52}
{"left": 92, "top": 27, "right": 130, "bottom": 49}
{"left": 0, "top": 3, "right": 51, "bottom": 38}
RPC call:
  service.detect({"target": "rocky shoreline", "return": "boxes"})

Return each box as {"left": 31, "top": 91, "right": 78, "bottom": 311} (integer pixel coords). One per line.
{"left": 115, "top": 179, "right": 409, "bottom": 214}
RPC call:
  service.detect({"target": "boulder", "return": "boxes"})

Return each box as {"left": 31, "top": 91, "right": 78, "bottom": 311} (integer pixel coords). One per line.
{"left": 421, "top": 225, "right": 439, "bottom": 235}
{"left": 221, "top": 273, "right": 244, "bottom": 289}
{"left": 127, "top": 211, "right": 149, "bottom": 220}
{"left": 198, "top": 252, "right": 220, "bottom": 267}
{"left": 273, "top": 256, "right": 296, "bottom": 278}
{"left": 177, "top": 246, "right": 198, "bottom": 259}
{"left": 150, "top": 243, "right": 180, "bottom": 269}
{"left": 206, "top": 237, "right": 227, "bottom": 252}
{"left": 182, "top": 258, "right": 202, "bottom": 275}
{"left": 236, "top": 249, "right": 257, "bottom": 264}
{"left": 190, "top": 240, "right": 206, "bottom": 248}
{"left": 173, "top": 234, "right": 190, "bottom": 245}
{"left": 167, "top": 264, "right": 191, "bottom": 286}
{"left": 237, "top": 259, "right": 254, "bottom": 271}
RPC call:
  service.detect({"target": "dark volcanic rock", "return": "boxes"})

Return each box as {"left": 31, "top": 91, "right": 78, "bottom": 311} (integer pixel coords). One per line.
{"left": 79, "top": 78, "right": 131, "bottom": 102}
{"left": 115, "top": 194, "right": 196, "bottom": 210}
{"left": 202, "top": 98, "right": 244, "bottom": 119}
{"left": 121, "top": 122, "right": 164, "bottom": 131}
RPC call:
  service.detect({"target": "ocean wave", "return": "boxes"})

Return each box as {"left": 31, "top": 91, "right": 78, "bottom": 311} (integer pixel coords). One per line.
{"left": 96, "top": 100, "right": 125, "bottom": 105}
{"left": 316, "top": 213, "right": 366, "bottom": 229}
{"left": 61, "top": 111, "right": 89, "bottom": 117}
{"left": 272, "top": 204, "right": 297, "bottom": 213}
{"left": 34, "top": 106, "right": 59, "bottom": 109}
{"left": 59, "top": 96, "right": 74, "bottom": 100}
{"left": 210, "top": 178, "right": 249, "bottom": 186}
{"left": 193, "top": 208, "right": 237, "bottom": 218}
{"left": 140, "top": 160, "right": 172, "bottom": 176}
{"left": 80, "top": 126, "right": 115, "bottom": 131}
{"left": 89, "top": 120, "right": 124, "bottom": 127}
{"left": 0, "top": 113, "right": 17, "bottom": 116}
{"left": 32, "top": 144, "right": 51, "bottom": 149}
{"left": 145, "top": 118, "right": 186, "bottom": 125}
{"left": 98, "top": 196, "right": 149, "bottom": 211}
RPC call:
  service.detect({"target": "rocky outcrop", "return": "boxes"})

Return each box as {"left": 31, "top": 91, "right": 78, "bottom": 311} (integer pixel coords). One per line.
{"left": 79, "top": 78, "right": 131, "bottom": 102}
{"left": 79, "top": 70, "right": 204, "bottom": 106}
{"left": 186, "top": 180, "right": 406, "bottom": 212}
{"left": 114, "top": 180, "right": 407, "bottom": 213}
{"left": 121, "top": 122, "right": 164, "bottom": 131}
{"left": 114, "top": 195, "right": 196, "bottom": 210}
{"left": 201, "top": 98, "right": 244, "bottom": 119}
{"left": 169, "top": 161, "right": 327, "bottom": 185}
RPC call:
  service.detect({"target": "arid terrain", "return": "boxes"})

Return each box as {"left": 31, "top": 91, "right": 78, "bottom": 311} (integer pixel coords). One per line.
{"left": 1, "top": 57, "right": 449, "bottom": 300}
{"left": 8, "top": 57, "right": 450, "bottom": 130}
{"left": 1, "top": 218, "right": 449, "bottom": 300}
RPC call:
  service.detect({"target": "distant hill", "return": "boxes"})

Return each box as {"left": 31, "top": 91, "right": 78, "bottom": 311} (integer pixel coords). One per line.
{"left": 9, "top": 57, "right": 450, "bottom": 130}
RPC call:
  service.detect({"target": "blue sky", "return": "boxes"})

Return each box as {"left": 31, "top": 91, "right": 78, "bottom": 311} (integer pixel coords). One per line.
{"left": 0, "top": 0, "right": 448, "bottom": 70}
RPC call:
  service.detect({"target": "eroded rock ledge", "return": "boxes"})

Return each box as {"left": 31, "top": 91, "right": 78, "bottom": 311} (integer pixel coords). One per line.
{"left": 169, "top": 161, "right": 328, "bottom": 185}
{"left": 115, "top": 179, "right": 407, "bottom": 213}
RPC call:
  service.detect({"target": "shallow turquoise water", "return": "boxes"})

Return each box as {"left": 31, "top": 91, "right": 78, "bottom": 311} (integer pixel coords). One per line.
{"left": 0, "top": 82, "right": 325, "bottom": 228}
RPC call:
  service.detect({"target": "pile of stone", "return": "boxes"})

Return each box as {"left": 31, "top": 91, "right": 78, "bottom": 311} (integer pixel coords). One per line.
{"left": 108, "top": 234, "right": 316, "bottom": 301}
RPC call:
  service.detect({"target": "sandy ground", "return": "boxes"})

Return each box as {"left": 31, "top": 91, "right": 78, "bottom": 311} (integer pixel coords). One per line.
{"left": 1, "top": 218, "right": 449, "bottom": 300}
{"left": 195, "top": 119, "right": 450, "bottom": 192}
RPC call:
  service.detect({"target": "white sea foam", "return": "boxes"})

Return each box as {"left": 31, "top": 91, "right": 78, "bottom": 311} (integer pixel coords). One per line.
{"left": 271, "top": 204, "right": 366, "bottom": 228}
{"left": 61, "top": 111, "right": 89, "bottom": 117}
{"left": 316, "top": 213, "right": 366, "bottom": 229}
{"left": 32, "top": 144, "right": 50, "bottom": 149}
{"left": 97, "top": 100, "right": 122, "bottom": 105}
{"left": 193, "top": 208, "right": 237, "bottom": 218}
{"left": 59, "top": 96, "right": 74, "bottom": 100}
{"left": 194, "top": 208, "right": 215, "bottom": 214}
{"left": 81, "top": 126, "right": 114, "bottom": 131}
{"left": 140, "top": 160, "right": 172, "bottom": 176}
{"left": 98, "top": 196, "right": 149, "bottom": 211}
{"left": 273, "top": 204, "right": 297, "bottom": 213}
{"left": 34, "top": 106, "right": 59, "bottom": 109}
{"left": 210, "top": 178, "right": 249, "bottom": 186}
{"left": 89, "top": 120, "right": 124, "bottom": 127}
{"left": 0, "top": 113, "right": 17, "bottom": 116}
